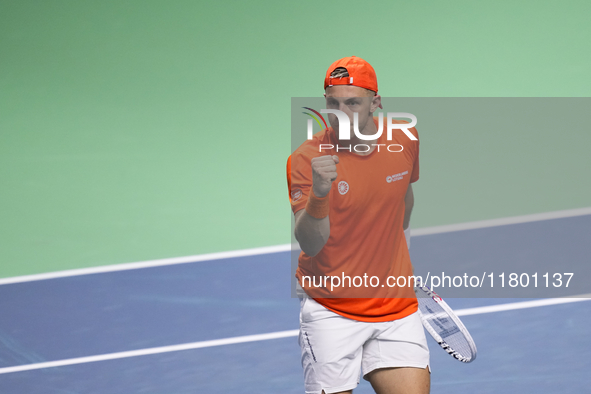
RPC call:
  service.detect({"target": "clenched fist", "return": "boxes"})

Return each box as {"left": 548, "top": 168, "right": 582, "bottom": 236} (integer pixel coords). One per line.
{"left": 311, "top": 155, "right": 339, "bottom": 198}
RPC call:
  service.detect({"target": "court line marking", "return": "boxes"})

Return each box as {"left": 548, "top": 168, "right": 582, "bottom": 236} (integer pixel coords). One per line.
{"left": 1, "top": 206, "right": 589, "bottom": 286}
{"left": 411, "top": 206, "right": 591, "bottom": 236}
{"left": 0, "top": 296, "right": 589, "bottom": 375}
{"left": 0, "top": 244, "right": 292, "bottom": 285}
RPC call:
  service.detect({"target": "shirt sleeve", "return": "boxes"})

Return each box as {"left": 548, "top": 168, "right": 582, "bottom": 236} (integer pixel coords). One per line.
{"left": 287, "top": 151, "right": 313, "bottom": 214}
{"left": 409, "top": 127, "right": 420, "bottom": 183}
{"left": 286, "top": 155, "right": 292, "bottom": 199}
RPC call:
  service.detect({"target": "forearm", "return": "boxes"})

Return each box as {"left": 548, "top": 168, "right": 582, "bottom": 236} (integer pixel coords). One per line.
{"left": 293, "top": 155, "right": 339, "bottom": 256}
{"left": 294, "top": 210, "right": 330, "bottom": 257}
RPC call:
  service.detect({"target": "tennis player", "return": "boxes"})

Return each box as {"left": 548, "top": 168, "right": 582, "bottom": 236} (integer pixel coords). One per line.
{"left": 288, "top": 56, "right": 429, "bottom": 394}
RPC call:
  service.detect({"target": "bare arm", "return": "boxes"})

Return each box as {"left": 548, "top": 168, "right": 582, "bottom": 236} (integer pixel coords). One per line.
{"left": 293, "top": 155, "right": 339, "bottom": 257}
{"left": 294, "top": 209, "right": 330, "bottom": 257}
{"left": 403, "top": 183, "right": 414, "bottom": 230}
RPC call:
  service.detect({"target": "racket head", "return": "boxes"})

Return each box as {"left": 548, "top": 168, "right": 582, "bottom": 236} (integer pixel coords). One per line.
{"left": 414, "top": 280, "right": 477, "bottom": 363}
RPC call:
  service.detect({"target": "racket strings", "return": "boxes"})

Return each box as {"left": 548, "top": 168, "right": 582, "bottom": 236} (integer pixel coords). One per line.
{"left": 415, "top": 290, "right": 476, "bottom": 361}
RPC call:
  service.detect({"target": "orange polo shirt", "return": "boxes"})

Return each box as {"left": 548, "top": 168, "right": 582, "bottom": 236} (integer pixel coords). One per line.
{"left": 288, "top": 117, "right": 420, "bottom": 322}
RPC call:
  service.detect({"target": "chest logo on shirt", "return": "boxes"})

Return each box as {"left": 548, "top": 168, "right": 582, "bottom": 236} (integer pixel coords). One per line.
{"left": 386, "top": 170, "right": 408, "bottom": 183}
{"left": 337, "top": 181, "right": 349, "bottom": 195}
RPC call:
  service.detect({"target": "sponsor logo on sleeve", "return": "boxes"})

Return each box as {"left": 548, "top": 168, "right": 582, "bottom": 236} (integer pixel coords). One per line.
{"left": 291, "top": 188, "right": 302, "bottom": 202}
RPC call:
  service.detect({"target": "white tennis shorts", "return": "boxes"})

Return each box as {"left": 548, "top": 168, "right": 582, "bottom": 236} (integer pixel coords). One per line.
{"left": 299, "top": 297, "right": 430, "bottom": 394}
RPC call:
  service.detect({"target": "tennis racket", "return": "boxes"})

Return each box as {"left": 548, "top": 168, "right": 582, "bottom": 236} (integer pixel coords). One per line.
{"left": 414, "top": 279, "right": 477, "bottom": 363}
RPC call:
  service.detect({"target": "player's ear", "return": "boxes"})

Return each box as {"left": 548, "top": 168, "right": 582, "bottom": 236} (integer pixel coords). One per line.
{"left": 371, "top": 93, "right": 382, "bottom": 112}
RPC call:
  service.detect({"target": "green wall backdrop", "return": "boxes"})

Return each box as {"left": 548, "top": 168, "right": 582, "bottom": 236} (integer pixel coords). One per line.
{"left": 1, "top": 0, "right": 590, "bottom": 278}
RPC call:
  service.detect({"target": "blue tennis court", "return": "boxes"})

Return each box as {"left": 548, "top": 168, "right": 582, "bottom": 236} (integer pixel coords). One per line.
{"left": 1, "top": 211, "right": 590, "bottom": 393}
{"left": 2, "top": 2, "right": 590, "bottom": 393}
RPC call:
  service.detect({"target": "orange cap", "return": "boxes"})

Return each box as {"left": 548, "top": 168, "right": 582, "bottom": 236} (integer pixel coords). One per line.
{"left": 324, "top": 56, "right": 378, "bottom": 93}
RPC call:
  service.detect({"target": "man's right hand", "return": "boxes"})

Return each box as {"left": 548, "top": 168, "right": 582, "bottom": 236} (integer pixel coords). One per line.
{"left": 311, "top": 155, "right": 339, "bottom": 198}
